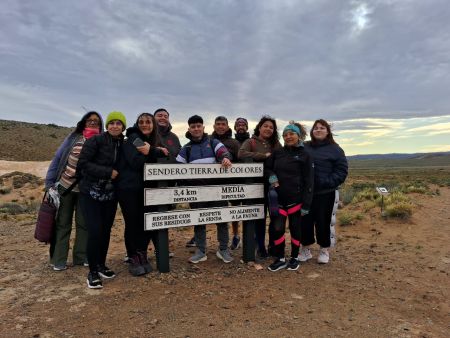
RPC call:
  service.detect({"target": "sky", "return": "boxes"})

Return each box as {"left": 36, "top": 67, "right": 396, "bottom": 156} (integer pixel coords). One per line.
{"left": 1, "top": 0, "right": 449, "bottom": 155}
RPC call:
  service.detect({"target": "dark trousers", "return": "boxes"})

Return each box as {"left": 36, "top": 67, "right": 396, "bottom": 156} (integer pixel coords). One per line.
{"left": 271, "top": 204, "right": 302, "bottom": 258}
{"left": 301, "top": 191, "right": 335, "bottom": 248}
{"left": 118, "top": 189, "right": 153, "bottom": 256}
{"left": 79, "top": 193, "right": 118, "bottom": 272}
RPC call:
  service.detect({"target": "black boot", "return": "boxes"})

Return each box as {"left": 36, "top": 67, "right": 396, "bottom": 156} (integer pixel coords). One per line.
{"left": 128, "top": 254, "right": 146, "bottom": 276}
{"left": 138, "top": 251, "right": 153, "bottom": 274}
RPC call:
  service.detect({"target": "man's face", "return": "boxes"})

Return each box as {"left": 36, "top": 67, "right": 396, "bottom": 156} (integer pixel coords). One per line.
{"left": 214, "top": 120, "right": 229, "bottom": 136}
{"left": 188, "top": 123, "right": 204, "bottom": 139}
{"left": 155, "top": 111, "right": 169, "bottom": 127}
{"left": 235, "top": 121, "right": 248, "bottom": 134}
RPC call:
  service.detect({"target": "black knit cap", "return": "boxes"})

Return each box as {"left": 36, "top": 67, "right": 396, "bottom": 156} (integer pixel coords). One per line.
{"left": 188, "top": 115, "right": 203, "bottom": 125}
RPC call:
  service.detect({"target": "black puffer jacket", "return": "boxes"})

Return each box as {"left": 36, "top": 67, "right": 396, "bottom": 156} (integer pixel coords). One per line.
{"left": 158, "top": 123, "right": 181, "bottom": 163}
{"left": 265, "top": 145, "right": 314, "bottom": 210}
{"left": 304, "top": 140, "right": 348, "bottom": 194}
{"left": 77, "top": 132, "right": 123, "bottom": 195}
{"left": 116, "top": 126, "right": 165, "bottom": 191}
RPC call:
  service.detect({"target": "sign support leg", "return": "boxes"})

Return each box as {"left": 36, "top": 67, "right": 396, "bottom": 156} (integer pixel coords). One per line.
{"left": 154, "top": 229, "right": 170, "bottom": 273}
{"left": 242, "top": 220, "right": 255, "bottom": 262}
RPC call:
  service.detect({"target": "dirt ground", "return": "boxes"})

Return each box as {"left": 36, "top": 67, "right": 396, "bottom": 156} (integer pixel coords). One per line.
{"left": 0, "top": 163, "right": 449, "bottom": 337}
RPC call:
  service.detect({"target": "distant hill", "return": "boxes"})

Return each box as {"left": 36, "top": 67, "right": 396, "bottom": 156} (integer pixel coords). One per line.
{"left": 348, "top": 152, "right": 450, "bottom": 168}
{"left": 0, "top": 120, "right": 73, "bottom": 161}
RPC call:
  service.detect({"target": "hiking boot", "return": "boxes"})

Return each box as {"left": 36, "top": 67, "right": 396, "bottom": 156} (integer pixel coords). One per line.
{"left": 186, "top": 236, "right": 196, "bottom": 247}
{"left": 216, "top": 249, "right": 233, "bottom": 263}
{"left": 317, "top": 248, "right": 330, "bottom": 264}
{"left": 53, "top": 264, "right": 67, "bottom": 271}
{"left": 268, "top": 257, "right": 287, "bottom": 272}
{"left": 87, "top": 271, "right": 103, "bottom": 289}
{"left": 98, "top": 266, "right": 116, "bottom": 279}
{"left": 189, "top": 250, "right": 207, "bottom": 264}
{"left": 138, "top": 251, "right": 153, "bottom": 274}
{"left": 230, "top": 235, "right": 241, "bottom": 250}
{"left": 128, "top": 254, "right": 146, "bottom": 276}
{"left": 286, "top": 257, "right": 300, "bottom": 271}
{"left": 298, "top": 246, "right": 313, "bottom": 262}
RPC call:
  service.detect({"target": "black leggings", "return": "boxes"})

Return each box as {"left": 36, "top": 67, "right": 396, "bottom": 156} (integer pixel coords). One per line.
{"left": 271, "top": 204, "right": 302, "bottom": 258}
{"left": 118, "top": 189, "right": 153, "bottom": 256}
{"left": 301, "top": 191, "right": 335, "bottom": 248}
{"left": 79, "top": 193, "right": 117, "bottom": 272}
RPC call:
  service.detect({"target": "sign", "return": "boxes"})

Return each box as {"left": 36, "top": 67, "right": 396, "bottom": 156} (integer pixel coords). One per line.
{"left": 144, "top": 163, "right": 263, "bottom": 181}
{"left": 376, "top": 187, "right": 389, "bottom": 195}
{"left": 145, "top": 204, "right": 265, "bottom": 230}
{"left": 145, "top": 184, "right": 263, "bottom": 205}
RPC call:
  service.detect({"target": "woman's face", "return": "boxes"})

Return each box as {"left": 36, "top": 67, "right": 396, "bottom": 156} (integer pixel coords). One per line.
{"left": 259, "top": 121, "right": 274, "bottom": 140}
{"left": 107, "top": 120, "right": 124, "bottom": 137}
{"left": 85, "top": 114, "right": 101, "bottom": 130}
{"left": 312, "top": 122, "right": 328, "bottom": 141}
{"left": 138, "top": 115, "right": 153, "bottom": 136}
{"left": 283, "top": 131, "right": 299, "bottom": 147}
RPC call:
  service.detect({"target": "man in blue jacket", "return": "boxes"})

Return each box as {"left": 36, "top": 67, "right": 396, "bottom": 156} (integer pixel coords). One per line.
{"left": 176, "top": 115, "right": 233, "bottom": 264}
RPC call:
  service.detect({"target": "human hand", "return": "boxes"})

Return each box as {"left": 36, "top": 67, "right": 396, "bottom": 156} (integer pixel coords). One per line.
{"left": 137, "top": 142, "right": 150, "bottom": 155}
{"left": 221, "top": 158, "right": 232, "bottom": 168}
{"left": 111, "top": 169, "right": 119, "bottom": 179}
{"left": 158, "top": 147, "right": 169, "bottom": 156}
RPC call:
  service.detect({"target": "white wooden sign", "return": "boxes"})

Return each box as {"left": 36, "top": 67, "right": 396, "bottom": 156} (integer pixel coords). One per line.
{"left": 376, "top": 187, "right": 389, "bottom": 195}
{"left": 145, "top": 204, "right": 265, "bottom": 230}
{"left": 144, "top": 163, "right": 263, "bottom": 181}
{"left": 145, "top": 183, "right": 263, "bottom": 205}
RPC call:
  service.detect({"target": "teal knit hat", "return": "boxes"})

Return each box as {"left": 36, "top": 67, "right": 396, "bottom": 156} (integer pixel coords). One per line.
{"left": 283, "top": 124, "right": 301, "bottom": 136}
{"left": 106, "top": 111, "right": 127, "bottom": 130}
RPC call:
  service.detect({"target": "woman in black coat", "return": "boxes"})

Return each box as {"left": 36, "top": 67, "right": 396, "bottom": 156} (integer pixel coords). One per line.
{"left": 78, "top": 111, "right": 126, "bottom": 289}
{"left": 301, "top": 119, "right": 348, "bottom": 264}
{"left": 116, "top": 113, "right": 167, "bottom": 276}
{"left": 265, "top": 122, "right": 314, "bottom": 272}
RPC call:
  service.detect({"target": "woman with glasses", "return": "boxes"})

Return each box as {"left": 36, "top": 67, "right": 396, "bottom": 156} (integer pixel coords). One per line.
{"left": 116, "top": 113, "right": 168, "bottom": 276}
{"left": 238, "top": 115, "right": 282, "bottom": 259}
{"left": 45, "top": 111, "right": 103, "bottom": 271}
{"left": 78, "top": 111, "right": 126, "bottom": 289}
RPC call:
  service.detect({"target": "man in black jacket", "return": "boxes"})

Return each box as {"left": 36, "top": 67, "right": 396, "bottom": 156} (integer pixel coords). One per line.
{"left": 154, "top": 108, "right": 181, "bottom": 162}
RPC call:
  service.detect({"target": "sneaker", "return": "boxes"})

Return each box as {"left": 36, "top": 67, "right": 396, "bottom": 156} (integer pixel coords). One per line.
{"left": 188, "top": 250, "right": 207, "bottom": 264}
{"left": 268, "top": 258, "right": 287, "bottom": 272}
{"left": 86, "top": 271, "right": 103, "bottom": 289}
{"left": 124, "top": 255, "right": 132, "bottom": 263}
{"left": 53, "top": 264, "right": 67, "bottom": 271}
{"left": 298, "top": 247, "right": 313, "bottom": 262}
{"left": 98, "top": 266, "right": 116, "bottom": 279}
{"left": 83, "top": 262, "right": 89, "bottom": 267}
{"left": 186, "top": 236, "right": 196, "bottom": 247}
{"left": 216, "top": 249, "right": 234, "bottom": 263}
{"left": 230, "top": 235, "right": 241, "bottom": 250}
{"left": 128, "top": 254, "right": 146, "bottom": 276}
{"left": 317, "top": 248, "right": 330, "bottom": 264}
{"left": 286, "top": 257, "right": 300, "bottom": 271}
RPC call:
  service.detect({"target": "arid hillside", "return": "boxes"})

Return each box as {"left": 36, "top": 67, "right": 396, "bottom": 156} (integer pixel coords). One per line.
{"left": 0, "top": 120, "right": 72, "bottom": 161}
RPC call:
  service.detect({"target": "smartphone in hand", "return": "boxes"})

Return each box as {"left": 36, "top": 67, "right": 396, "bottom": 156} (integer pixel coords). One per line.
{"left": 132, "top": 138, "right": 145, "bottom": 147}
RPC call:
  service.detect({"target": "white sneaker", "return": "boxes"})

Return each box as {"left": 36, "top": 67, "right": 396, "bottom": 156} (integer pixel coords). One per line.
{"left": 317, "top": 248, "right": 329, "bottom": 264}
{"left": 298, "top": 247, "right": 312, "bottom": 262}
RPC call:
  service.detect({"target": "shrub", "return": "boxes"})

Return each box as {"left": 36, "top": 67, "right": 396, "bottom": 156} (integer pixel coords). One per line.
{"left": 339, "top": 186, "right": 355, "bottom": 205}
{"left": 338, "top": 211, "right": 354, "bottom": 226}
{"left": 352, "top": 188, "right": 379, "bottom": 203}
{"left": 384, "top": 202, "right": 413, "bottom": 219}
{"left": 0, "top": 187, "right": 11, "bottom": 195}
{"left": 0, "top": 202, "right": 26, "bottom": 215}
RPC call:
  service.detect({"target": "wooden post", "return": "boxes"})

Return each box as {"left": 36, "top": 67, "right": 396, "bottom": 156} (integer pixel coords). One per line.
{"left": 153, "top": 158, "right": 170, "bottom": 273}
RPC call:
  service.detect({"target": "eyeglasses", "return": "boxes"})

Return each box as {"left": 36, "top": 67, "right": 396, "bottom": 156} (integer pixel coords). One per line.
{"left": 86, "top": 119, "right": 100, "bottom": 126}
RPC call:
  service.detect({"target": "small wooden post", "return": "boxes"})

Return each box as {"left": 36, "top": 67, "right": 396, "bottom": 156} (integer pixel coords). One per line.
{"left": 242, "top": 158, "right": 256, "bottom": 262}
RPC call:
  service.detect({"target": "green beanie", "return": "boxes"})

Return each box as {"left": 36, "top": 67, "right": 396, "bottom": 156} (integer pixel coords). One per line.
{"left": 106, "top": 111, "right": 127, "bottom": 130}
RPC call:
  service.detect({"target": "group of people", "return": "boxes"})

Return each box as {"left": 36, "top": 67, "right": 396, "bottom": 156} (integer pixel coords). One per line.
{"left": 45, "top": 108, "right": 348, "bottom": 289}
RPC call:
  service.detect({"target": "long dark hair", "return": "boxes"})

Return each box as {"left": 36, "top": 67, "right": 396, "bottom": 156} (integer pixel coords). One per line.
{"left": 310, "top": 119, "right": 336, "bottom": 145}
{"left": 74, "top": 111, "right": 102, "bottom": 134}
{"left": 136, "top": 113, "right": 161, "bottom": 146}
{"left": 253, "top": 115, "right": 279, "bottom": 146}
